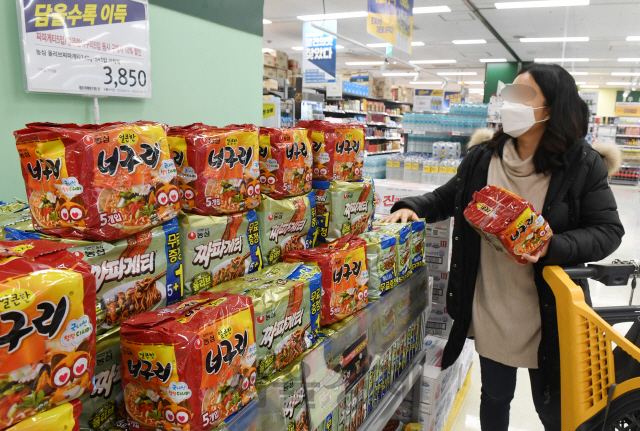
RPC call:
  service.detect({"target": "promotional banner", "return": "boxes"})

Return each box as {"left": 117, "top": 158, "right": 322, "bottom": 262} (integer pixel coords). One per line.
{"left": 367, "top": 0, "right": 414, "bottom": 54}
{"left": 303, "top": 20, "right": 337, "bottom": 85}
{"left": 444, "top": 91, "right": 465, "bottom": 111}
{"left": 615, "top": 102, "right": 640, "bottom": 117}
{"left": 579, "top": 90, "right": 599, "bottom": 116}
{"left": 17, "top": 0, "right": 152, "bottom": 98}
{"left": 414, "top": 89, "right": 444, "bottom": 112}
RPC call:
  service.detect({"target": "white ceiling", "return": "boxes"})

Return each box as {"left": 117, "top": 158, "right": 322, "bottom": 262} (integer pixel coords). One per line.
{"left": 262, "top": 0, "right": 640, "bottom": 96}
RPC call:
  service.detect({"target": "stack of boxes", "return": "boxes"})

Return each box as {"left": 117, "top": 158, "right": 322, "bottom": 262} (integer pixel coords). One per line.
{"left": 263, "top": 50, "right": 289, "bottom": 80}
{"left": 371, "top": 77, "right": 393, "bottom": 100}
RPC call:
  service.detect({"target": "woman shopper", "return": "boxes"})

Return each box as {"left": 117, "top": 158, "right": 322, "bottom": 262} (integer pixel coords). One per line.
{"left": 382, "top": 63, "right": 624, "bottom": 431}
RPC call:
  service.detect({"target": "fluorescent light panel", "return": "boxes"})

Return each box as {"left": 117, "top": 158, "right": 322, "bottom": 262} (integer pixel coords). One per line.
{"left": 409, "top": 81, "right": 443, "bottom": 85}
{"left": 263, "top": 19, "right": 272, "bottom": 24}
{"left": 618, "top": 58, "right": 640, "bottom": 62}
{"left": 382, "top": 72, "right": 418, "bottom": 76}
{"left": 469, "top": 88, "right": 485, "bottom": 93}
{"left": 453, "top": 39, "right": 487, "bottom": 44}
{"left": 521, "top": 36, "right": 589, "bottom": 42}
{"left": 495, "top": 1, "right": 589, "bottom": 9}
{"left": 409, "top": 59, "right": 457, "bottom": 64}
{"left": 574, "top": 81, "right": 586, "bottom": 84}
{"left": 580, "top": 85, "right": 599, "bottom": 88}
{"left": 297, "top": 11, "right": 368, "bottom": 21}
{"left": 412, "top": 41, "right": 425, "bottom": 46}
{"left": 612, "top": 72, "right": 640, "bottom": 76}
{"left": 569, "top": 71, "right": 588, "bottom": 75}
{"left": 535, "top": 58, "right": 589, "bottom": 62}
{"left": 607, "top": 82, "right": 632, "bottom": 85}
{"left": 458, "top": 81, "right": 485, "bottom": 84}
{"left": 292, "top": 47, "right": 303, "bottom": 50}
{"left": 480, "top": 58, "right": 507, "bottom": 62}
{"left": 437, "top": 72, "right": 478, "bottom": 76}
{"left": 367, "top": 41, "right": 425, "bottom": 47}
{"left": 627, "top": 36, "right": 640, "bottom": 41}
{"left": 345, "top": 61, "right": 384, "bottom": 65}
{"left": 413, "top": 6, "right": 451, "bottom": 13}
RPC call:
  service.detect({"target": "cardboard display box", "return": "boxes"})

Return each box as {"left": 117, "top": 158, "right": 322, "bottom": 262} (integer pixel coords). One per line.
{"left": 263, "top": 66, "right": 277, "bottom": 78}
{"left": 276, "top": 68, "right": 287, "bottom": 79}
{"left": 429, "top": 271, "right": 449, "bottom": 304}
{"left": 420, "top": 335, "right": 459, "bottom": 415}
{"left": 424, "top": 237, "right": 451, "bottom": 273}
{"left": 425, "top": 302, "right": 452, "bottom": 339}
{"left": 263, "top": 53, "right": 276, "bottom": 68}
{"left": 274, "top": 50, "right": 288, "bottom": 69}
{"left": 373, "top": 180, "right": 438, "bottom": 215}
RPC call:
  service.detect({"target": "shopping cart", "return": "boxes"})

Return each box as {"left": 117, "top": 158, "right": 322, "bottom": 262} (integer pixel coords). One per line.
{"left": 544, "top": 262, "right": 640, "bottom": 431}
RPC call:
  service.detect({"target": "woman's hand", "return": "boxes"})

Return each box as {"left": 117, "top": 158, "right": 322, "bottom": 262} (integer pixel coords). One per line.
{"left": 521, "top": 240, "right": 551, "bottom": 264}
{"left": 379, "top": 208, "right": 420, "bottom": 223}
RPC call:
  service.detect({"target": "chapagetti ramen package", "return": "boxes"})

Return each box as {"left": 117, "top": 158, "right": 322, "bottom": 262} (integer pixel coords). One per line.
{"left": 120, "top": 292, "right": 257, "bottom": 430}
{"left": 464, "top": 185, "right": 553, "bottom": 264}
{"left": 359, "top": 231, "right": 398, "bottom": 300}
{"left": 174, "top": 124, "right": 261, "bottom": 216}
{"left": 258, "top": 127, "right": 313, "bottom": 199}
{"left": 6, "top": 399, "right": 82, "bottom": 431}
{"left": 179, "top": 210, "right": 262, "bottom": 298}
{"left": 167, "top": 123, "right": 214, "bottom": 212}
{"left": 296, "top": 121, "right": 364, "bottom": 182}
{"left": 257, "top": 192, "right": 317, "bottom": 266}
{"left": 0, "top": 240, "right": 96, "bottom": 430}
{"left": 285, "top": 234, "right": 369, "bottom": 326}
{"left": 14, "top": 122, "right": 180, "bottom": 241}
{"left": 314, "top": 179, "right": 374, "bottom": 244}
{"left": 372, "top": 223, "right": 412, "bottom": 284}
{"left": 409, "top": 220, "right": 426, "bottom": 271}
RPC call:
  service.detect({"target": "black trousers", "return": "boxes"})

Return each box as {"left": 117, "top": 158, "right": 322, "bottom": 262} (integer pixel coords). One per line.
{"left": 479, "top": 356, "right": 561, "bottom": 431}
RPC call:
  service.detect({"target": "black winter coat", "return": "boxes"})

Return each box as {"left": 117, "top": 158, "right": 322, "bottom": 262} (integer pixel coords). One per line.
{"left": 391, "top": 139, "right": 624, "bottom": 396}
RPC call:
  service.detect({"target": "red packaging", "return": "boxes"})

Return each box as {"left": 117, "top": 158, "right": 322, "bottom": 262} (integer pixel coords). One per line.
{"left": 258, "top": 127, "right": 313, "bottom": 199}
{"left": 0, "top": 240, "right": 96, "bottom": 430}
{"left": 296, "top": 121, "right": 364, "bottom": 182}
{"left": 5, "top": 399, "right": 81, "bottom": 431}
{"left": 14, "top": 121, "right": 181, "bottom": 241}
{"left": 120, "top": 292, "right": 258, "bottom": 430}
{"left": 464, "top": 185, "right": 553, "bottom": 264}
{"left": 284, "top": 234, "right": 369, "bottom": 326}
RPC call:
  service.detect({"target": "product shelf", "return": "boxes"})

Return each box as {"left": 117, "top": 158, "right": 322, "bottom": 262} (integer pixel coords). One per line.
{"left": 367, "top": 122, "right": 400, "bottom": 128}
{"left": 404, "top": 131, "right": 473, "bottom": 137}
{"left": 364, "top": 149, "right": 404, "bottom": 156}
{"left": 617, "top": 134, "right": 640, "bottom": 138}
{"left": 366, "top": 136, "right": 403, "bottom": 141}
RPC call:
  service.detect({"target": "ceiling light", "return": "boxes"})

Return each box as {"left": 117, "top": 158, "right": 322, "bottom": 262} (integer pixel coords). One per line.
{"left": 534, "top": 58, "right": 589, "bottom": 62}
{"left": 409, "top": 59, "right": 457, "bottom": 64}
{"left": 627, "top": 36, "right": 640, "bottom": 41}
{"left": 409, "top": 81, "right": 443, "bottom": 85}
{"left": 612, "top": 72, "right": 640, "bottom": 76}
{"left": 569, "top": 71, "right": 588, "bottom": 75}
{"left": 297, "top": 11, "right": 368, "bottom": 21}
{"left": 495, "top": 1, "right": 589, "bottom": 9}
{"left": 336, "top": 45, "right": 344, "bottom": 49}
{"left": 263, "top": 19, "right": 272, "bottom": 24}
{"left": 458, "top": 81, "right": 485, "bottom": 84}
{"left": 618, "top": 58, "right": 640, "bottom": 62}
{"left": 607, "top": 82, "right": 632, "bottom": 86}
{"left": 574, "top": 81, "right": 586, "bottom": 85}
{"left": 382, "top": 72, "right": 418, "bottom": 76}
{"left": 469, "top": 88, "right": 485, "bottom": 93}
{"left": 412, "top": 42, "right": 425, "bottom": 46}
{"left": 437, "top": 72, "right": 478, "bottom": 76}
{"left": 366, "top": 43, "right": 392, "bottom": 48}
{"left": 345, "top": 61, "right": 384, "bottom": 65}
{"left": 520, "top": 37, "right": 589, "bottom": 42}
{"left": 452, "top": 40, "right": 487, "bottom": 44}
{"left": 480, "top": 58, "right": 507, "bottom": 62}
{"left": 580, "top": 85, "right": 599, "bottom": 88}
{"left": 413, "top": 6, "right": 451, "bottom": 13}
{"left": 262, "top": 48, "right": 275, "bottom": 53}
{"left": 292, "top": 47, "right": 303, "bottom": 50}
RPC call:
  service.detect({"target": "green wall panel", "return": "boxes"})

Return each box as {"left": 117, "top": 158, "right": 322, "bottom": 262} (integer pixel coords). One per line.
{"left": 483, "top": 62, "right": 519, "bottom": 103}
{"left": 617, "top": 90, "right": 640, "bottom": 102}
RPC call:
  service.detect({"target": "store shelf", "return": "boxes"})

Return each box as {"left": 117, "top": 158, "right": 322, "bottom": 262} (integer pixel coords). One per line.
{"left": 366, "top": 136, "right": 403, "bottom": 140}
{"left": 404, "top": 131, "right": 473, "bottom": 137}
{"left": 359, "top": 350, "right": 426, "bottom": 431}
{"left": 367, "top": 122, "right": 400, "bottom": 128}
{"left": 323, "top": 109, "right": 367, "bottom": 115}
{"left": 617, "top": 135, "right": 640, "bottom": 138}
{"left": 342, "top": 92, "right": 413, "bottom": 106}
{"left": 364, "top": 149, "right": 403, "bottom": 156}
{"left": 610, "top": 179, "right": 640, "bottom": 186}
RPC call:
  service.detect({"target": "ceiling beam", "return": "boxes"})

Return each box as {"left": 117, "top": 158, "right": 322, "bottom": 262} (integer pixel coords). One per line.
{"left": 460, "top": 0, "right": 522, "bottom": 63}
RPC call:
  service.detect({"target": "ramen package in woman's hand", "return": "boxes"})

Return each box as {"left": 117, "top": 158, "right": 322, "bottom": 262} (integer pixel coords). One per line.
{"left": 259, "top": 127, "right": 313, "bottom": 199}
{"left": 464, "top": 185, "right": 553, "bottom": 264}
{"left": 179, "top": 210, "right": 263, "bottom": 297}
{"left": 284, "top": 234, "right": 369, "bottom": 326}
{"left": 120, "top": 292, "right": 257, "bottom": 430}
{"left": 15, "top": 122, "right": 180, "bottom": 241}
{"left": 296, "top": 121, "right": 364, "bottom": 182}
{"left": 0, "top": 240, "right": 96, "bottom": 430}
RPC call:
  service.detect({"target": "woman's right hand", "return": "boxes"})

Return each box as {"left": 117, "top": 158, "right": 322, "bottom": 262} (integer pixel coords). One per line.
{"left": 379, "top": 208, "right": 420, "bottom": 223}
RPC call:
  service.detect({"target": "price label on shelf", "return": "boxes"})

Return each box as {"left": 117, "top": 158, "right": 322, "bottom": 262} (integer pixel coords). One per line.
{"left": 451, "top": 131, "right": 461, "bottom": 136}
{"left": 17, "top": 0, "right": 152, "bottom": 98}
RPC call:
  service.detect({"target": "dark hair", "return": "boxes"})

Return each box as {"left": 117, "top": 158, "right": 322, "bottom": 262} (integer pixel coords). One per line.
{"left": 487, "top": 63, "right": 589, "bottom": 173}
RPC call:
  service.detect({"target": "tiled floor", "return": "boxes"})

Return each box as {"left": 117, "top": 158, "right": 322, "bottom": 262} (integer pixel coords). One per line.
{"left": 450, "top": 185, "right": 640, "bottom": 431}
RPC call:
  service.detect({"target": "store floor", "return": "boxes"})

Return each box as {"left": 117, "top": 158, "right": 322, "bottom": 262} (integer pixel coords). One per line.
{"left": 450, "top": 184, "right": 640, "bottom": 431}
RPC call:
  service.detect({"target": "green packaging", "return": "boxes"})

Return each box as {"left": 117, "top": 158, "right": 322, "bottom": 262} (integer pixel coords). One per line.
{"left": 359, "top": 231, "right": 397, "bottom": 300}
{"left": 371, "top": 222, "right": 412, "bottom": 283}
{"left": 410, "top": 220, "right": 426, "bottom": 271}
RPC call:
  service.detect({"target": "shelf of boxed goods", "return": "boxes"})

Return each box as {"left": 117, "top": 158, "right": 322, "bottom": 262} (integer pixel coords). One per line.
{"left": 404, "top": 130, "right": 473, "bottom": 138}
{"left": 367, "top": 122, "right": 401, "bottom": 128}
{"left": 220, "top": 266, "right": 431, "bottom": 431}
{"left": 617, "top": 134, "right": 640, "bottom": 138}
{"left": 364, "top": 149, "right": 404, "bottom": 156}
{"left": 366, "top": 136, "right": 403, "bottom": 140}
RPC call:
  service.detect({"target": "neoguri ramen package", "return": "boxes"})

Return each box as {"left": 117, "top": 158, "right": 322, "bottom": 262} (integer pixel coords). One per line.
{"left": 120, "top": 292, "right": 258, "bottom": 430}
{"left": 14, "top": 122, "right": 180, "bottom": 241}
{"left": 6, "top": 399, "right": 82, "bottom": 431}
{"left": 296, "top": 121, "right": 364, "bottom": 182}
{"left": 209, "top": 263, "right": 321, "bottom": 379}
{"left": 372, "top": 223, "right": 412, "bottom": 283}
{"left": 257, "top": 192, "right": 317, "bottom": 266}
{"left": 285, "top": 235, "right": 369, "bottom": 326}
{"left": 359, "top": 231, "right": 398, "bottom": 300}
{"left": 259, "top": 127, "right": 313, "bottom": 199}
{"left": 179, "top": 210, "right": 262, "bottom": 297}
{"left": 0, "top": 240, "right": 96, "bottom": 430}
{"left": 314, "top": 179, "right": 374, "bottom": 244}
{"left": 79, "top": 327, "right": 126, "bottom": 431}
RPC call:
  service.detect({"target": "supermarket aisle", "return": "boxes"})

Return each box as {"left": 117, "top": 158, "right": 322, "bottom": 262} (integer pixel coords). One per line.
{"left": 450, "top": 185, "right": 640, "bottom": 431}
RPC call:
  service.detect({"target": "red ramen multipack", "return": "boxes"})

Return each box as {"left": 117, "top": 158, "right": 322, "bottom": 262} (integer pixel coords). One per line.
{"left": 14, "top": 122, "right": 180, "bottom": 241}
{"left": 464, "top": 185, "right": 553, "bottom": 264}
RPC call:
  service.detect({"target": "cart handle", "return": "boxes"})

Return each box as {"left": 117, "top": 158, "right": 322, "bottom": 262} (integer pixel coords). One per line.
{"left": 561, "top": 263, "right": 636, "bottom": 286}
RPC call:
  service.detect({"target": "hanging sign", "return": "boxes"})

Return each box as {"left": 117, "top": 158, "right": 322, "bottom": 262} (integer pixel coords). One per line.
{"left": 579, "top": 90, "right": 599, "bottom": 116}
{"left": 17, "top": 0, "right": 152, "bottom": 98}
{"left": 367, "top": 0, "right": 414, "bottom": 54}
{"left": 414, "top": 89, "right": 443, "bottom": 112}
{"left": 302, "top": 20, "right": 337, "bottom": 85}
{"left": 615, "top": 102, "right": 640, "bottom": 117}
{"left": 444, "top": 91, "right": 464, "bottom": 111}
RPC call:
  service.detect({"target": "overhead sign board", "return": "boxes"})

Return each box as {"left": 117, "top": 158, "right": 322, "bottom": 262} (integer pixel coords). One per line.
{"left": 302, "top": 20, "right": 337, "bottom": 85}
{"left": 367, "top": 0, "right": 413, "bottom": 53}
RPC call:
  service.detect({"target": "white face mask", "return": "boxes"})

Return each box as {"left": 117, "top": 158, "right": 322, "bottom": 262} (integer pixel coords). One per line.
{"left": 500, "top": 101, "right": 548, "bottom": 138}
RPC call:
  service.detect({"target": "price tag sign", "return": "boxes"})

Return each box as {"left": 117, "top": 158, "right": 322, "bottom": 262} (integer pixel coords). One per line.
{"left": 17, "top": 0, "right": 152, "bottom": 98}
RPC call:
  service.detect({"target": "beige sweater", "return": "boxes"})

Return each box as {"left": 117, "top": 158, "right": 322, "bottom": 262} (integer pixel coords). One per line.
{"left": 471, "top": 140, "right": 551, "bottom": 369}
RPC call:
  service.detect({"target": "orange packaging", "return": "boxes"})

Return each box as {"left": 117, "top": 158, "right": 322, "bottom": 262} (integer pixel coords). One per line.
{"left": 296, "top": 121, "right": 364, "bottom": 182}
{"left": 168, "top": 124, "right": 261, "bottom": 216}
{"left": 14, "top": 122, "right": 181, "bottom": 241}
{"left": 284, "top": 234, "right": 369, "bottom": 326}
{"left": 120, "top": 292, "right": 257, "bottom": 430}
{"left": 0, "top": 240, "right": 96, "bottom": 430}
{"left": 464, "top": 185, "right": 553, "bottom": 264}
{"left": 258, "top": 127, "right": 313, "bottom": 199}
{"left": 5, "top": 399, "right": 81, "bottom": 431}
